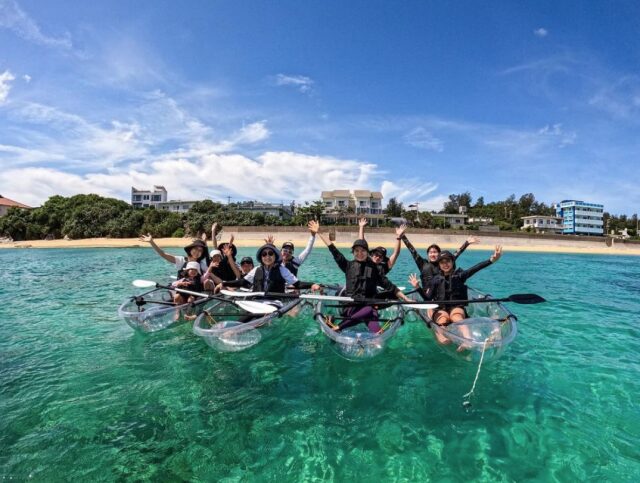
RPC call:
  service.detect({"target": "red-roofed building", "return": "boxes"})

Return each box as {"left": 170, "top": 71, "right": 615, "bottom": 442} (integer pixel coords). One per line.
{"left": 0, "top": 195, "right": 32, "bottom": 217}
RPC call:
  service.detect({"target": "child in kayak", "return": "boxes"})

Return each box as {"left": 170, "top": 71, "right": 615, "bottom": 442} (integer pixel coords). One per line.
{"left": 409, "top": 246, "right": 502, "bottom": 348}
{"left": 317, "top": 224, "right": 410, "bottom": 332}
{"left": 171, "top": 261, "right": 205, "bottom": 305}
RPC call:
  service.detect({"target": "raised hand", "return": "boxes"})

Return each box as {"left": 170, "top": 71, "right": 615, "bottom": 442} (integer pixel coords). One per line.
{"left": 139, "top": 233, "right": 153, "bottom": 243}
{"left": 229, "top": 234, "right": 235, "bottom": 245}
{"left": 396, "top": 223, "right": 407, "bottom": 238}
{"left": 490, "top": 245, "right": 502, "bottom": 263}
{"left": 308, "top": 220, "right": 319, "bottom": 235}
{"left": 221, "top": 244, "right": 233, "bottom": 259}
{"left": 467, "top": 236, "right": 480, "bottom": 245}
{"left": 358, "top": 217, "right": 368, "bottom": 228}
{"left": 408, "top": 273, "right": 420, "bottom": 289}
{"left": 264, "top": 234, "right": 275, "bottom": 245}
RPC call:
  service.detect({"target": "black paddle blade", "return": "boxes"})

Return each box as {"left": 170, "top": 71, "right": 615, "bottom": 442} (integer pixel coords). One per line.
{"left": 507, "top": 294, "right": 546, "bottom": 304}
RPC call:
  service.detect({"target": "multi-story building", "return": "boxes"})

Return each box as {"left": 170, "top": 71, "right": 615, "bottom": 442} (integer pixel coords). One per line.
{"left": 521, "top": 215, "right": 563, "bottom": 234}
{"left": 320, "top": 190, "right": 384, "bottom": 225}
{"left": 555, "top": 200, "right": 604, "bottom": 236}
{"left": 0, "top": 195, "right": 31, "bottom": 217}
{"left": 131, "top": 186, "right": 168, "bottom": 208}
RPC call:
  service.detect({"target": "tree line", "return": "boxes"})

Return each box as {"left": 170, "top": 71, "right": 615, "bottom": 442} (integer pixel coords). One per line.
{"left": 0, "top": 192, "right": 636, "bottom": 241}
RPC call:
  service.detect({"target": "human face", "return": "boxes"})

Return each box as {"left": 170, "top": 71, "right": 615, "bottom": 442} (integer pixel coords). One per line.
{"left": 281, "top": 248, "right": 293, "bottom": 261}
{"left": 438, "top": 258, "right": 453, "bottom": 274}
{"left": 241, "top": 262, "right": 253, "bottom": 274}
{"left": 370, "top": 252, "right": 383, "bottom": 264}
{"left": 428, "top": 247, "right": 440, "bottom": 262}
{"left": 352, "top": 246, "right": 368, "bottom": 262}
{"left": 186, "top": 268, "right": 199, "bottom": 278}
{"left": 190, "top": 246, "right": 203, "bottom": 258}
{"left": 261, "top": 249, "right": 276, "bottom": 266}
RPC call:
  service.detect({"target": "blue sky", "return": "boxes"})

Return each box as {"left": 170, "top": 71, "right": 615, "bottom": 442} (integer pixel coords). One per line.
{"left": 1, "top": 0, "right": 639, "bottom": 214}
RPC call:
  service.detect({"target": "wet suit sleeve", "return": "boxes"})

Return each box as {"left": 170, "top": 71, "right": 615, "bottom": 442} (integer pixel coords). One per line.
{"left": 453, "top": 240, "right": 470, "bottom": 260}
{"left": 401, "top": 235, "right": 426, "bottom": 272}
{"left": 222, "top": 278, "right": 251, "bottom": 288}
{"left": 460, "top": 260, "right": 493, "bottom": 282}
{"left": 328, "top": 244, "right": 349, "bottom": 273}
{"left": 377, "top": 272, "right": 398, "bottom": 298}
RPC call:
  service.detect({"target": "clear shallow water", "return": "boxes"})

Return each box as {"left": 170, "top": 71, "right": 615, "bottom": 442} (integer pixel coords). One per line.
{"left": 1, "top": 247, "right": 639, "bottom": 481}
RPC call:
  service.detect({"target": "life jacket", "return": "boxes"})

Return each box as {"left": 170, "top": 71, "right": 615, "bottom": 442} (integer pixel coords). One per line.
{"left": 345, "top": 260, "right": 379, "bottom": 299}
{"left": 252, "top": 265, "right": 287, "bottom": 293}
{"left": 213, "top": 258, "right": 237, "bottom": 281}
{"left": 283, "top": 259, "right": 300, "bottom": 276}
{"left": 429, "top": 270, "right": 469, "bottom": 303}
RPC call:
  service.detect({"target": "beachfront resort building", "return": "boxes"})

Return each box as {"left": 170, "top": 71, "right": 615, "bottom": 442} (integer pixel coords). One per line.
{"left": 520, "top": 215, "right": 564, "bottom": 234}
{"left": 156, "top": 200, "right": 199, "bottom": 213}
{"left": 321, "top": 190, "right": 384, "bottom": 225}
{"left": 555, "top": 200, "right": 604, "bottom": 236}
{"left": 131, "top": 186, "right": 168, "bottom": 208}
{"left": 0, "top": 195, "right": 31, "bottom": 217}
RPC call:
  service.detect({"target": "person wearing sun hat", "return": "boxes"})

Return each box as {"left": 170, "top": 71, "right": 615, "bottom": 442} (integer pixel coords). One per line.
{"left": 171, "top": 261, "right": 205, "bottom": 305}
{"left": 218, "top": 243, "right": 319, "bottom": 295}
{"left": 138, "top": 233, "right": 210, "bottom": 278}
{"left": 315, "top": 222, "right": 410, "bottom": 333}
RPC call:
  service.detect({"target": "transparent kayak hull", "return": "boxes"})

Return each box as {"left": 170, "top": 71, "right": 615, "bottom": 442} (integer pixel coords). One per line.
{"left": 118, "top": 288, "right": 211, "bottom": 333}
{"left": 411, "top": 287, "right": 517, "bottom": 362}
{"left": 193, "top": 297, "right": 301, "bottom": 352}
{"left": 314, "top": 288, "right": 404, "bottom": 361}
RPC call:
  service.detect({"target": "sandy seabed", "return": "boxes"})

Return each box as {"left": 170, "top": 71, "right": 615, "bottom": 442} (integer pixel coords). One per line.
{"left": 2, "top": 231, "right": 639, "bottom": 256}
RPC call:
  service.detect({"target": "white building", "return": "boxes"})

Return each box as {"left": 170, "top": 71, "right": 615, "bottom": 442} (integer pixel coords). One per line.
{"left": 0, "top": 195, "right": 31, "bottom": 217}
{"left": 321, "top": 190, "right": 384, "bottom": 225}
{"left": 131, "top": 186, "right": 168, "bottom": 208}
{"left": 521, "top": 215, "right": 563, "bottom": 234}
{"left": 231, "top": 201, "right": 293, "bottom": 220}
{"left": 555, "top": 200, "right": 604, "bottom": 236}
{"left": 157, "top": 200, "right": 199, "bottom": 213}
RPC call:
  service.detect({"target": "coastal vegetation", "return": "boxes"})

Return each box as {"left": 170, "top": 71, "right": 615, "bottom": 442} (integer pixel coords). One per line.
{"left": 0, "top": 193, "right": 637, "bottom": 241}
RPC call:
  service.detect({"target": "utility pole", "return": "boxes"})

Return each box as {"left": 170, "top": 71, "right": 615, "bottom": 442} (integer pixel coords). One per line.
{"left": 227, "top": 196, "right": 231, "bottom": 205}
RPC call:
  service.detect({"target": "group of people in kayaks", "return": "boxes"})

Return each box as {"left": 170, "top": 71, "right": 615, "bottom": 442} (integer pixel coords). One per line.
{"left": 139, "top": 218, "right": 502, "bottom": 344}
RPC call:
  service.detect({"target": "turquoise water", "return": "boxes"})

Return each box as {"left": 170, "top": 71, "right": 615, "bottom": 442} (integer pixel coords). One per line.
{"left": 1, "top": 247, "right": 639, "bottom": 481}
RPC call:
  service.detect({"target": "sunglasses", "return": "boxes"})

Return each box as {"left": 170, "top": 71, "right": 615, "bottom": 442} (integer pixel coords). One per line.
{"left": 261, "top": 250, "right": 275, "bottom": 257}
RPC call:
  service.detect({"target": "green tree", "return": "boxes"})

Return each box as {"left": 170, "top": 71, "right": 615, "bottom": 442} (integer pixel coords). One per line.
{"left": 385, "top": 197, "right": 404, "bottom": 217}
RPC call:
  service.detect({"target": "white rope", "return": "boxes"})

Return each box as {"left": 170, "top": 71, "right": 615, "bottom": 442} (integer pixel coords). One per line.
{"left": 462, "top": 336, "right": 491, "bottom": 407}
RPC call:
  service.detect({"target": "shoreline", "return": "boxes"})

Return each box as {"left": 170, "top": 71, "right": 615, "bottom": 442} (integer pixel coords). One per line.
{"left": 2, "top": 232, "right": 640, "bottom": 256}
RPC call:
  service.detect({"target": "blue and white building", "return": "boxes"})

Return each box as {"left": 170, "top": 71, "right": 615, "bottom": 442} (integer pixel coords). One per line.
{"left": 555, "top": 200, "right": 604, "bottom": 236}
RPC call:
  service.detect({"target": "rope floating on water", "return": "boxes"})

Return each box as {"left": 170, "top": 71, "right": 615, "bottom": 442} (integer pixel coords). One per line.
{"left": 462, "top": 336, "right": 491, "bottom": 408}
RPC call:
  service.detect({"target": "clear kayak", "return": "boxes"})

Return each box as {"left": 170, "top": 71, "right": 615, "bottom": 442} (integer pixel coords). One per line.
{"left": 410, "top": 287, "right": 518, "bottom": 362}
{"left": 312, "top": 287, "right": 404, "bottom": 361}
{"left": 118, "top": 286, "right": 212, "bottom": 333}
{"left": 193, "top": 294, "right": 301, "bottom": 352}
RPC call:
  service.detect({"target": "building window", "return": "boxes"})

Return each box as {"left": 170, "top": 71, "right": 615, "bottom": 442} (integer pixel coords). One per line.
{"left": 152, "top": 195, "right": 161, "bottom": 202}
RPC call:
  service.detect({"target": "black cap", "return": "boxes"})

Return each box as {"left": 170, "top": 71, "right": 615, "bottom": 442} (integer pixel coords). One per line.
{"left": 351, "top": 239, "right": 369, "bottom": 251}
{"left": 437, "top": 250, "right": 455, "bottom": 262}
{"left": 370, "top": 246, "right": 387, "bottom": 257}
{"left": 240, "top": 256, "right": 254, "bottom": 265}
{"left": 282, "top": 242, "right": 295, "bottom": 250}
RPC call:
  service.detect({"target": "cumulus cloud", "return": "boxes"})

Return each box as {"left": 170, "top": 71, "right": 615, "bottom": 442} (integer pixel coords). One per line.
{"left": 404, "top": 127, "right": 444, "bottom": 152}
{"left": 0, "top": 69, "right": 15, "bottom": 104}
{"left": 534, "top": 28, "right": 548, "bottom": 37}
{"left": 274, "top": 74, "right": 315, "bottom": 94}
{"left": 0, "top": 0, "right": 72, "bottom": 49}
{"left": 380, "top": 179, "right": 446, "bottom": 211}
{"left": 0, "top": 151, "right": 381, "bottom": 207}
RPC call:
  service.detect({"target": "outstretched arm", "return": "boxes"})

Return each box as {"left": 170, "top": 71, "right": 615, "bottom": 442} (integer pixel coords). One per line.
{"left": 317, "top": 226, "right": 348, "bottom": 273}
{"left": 296, "top": 220, "right": 318, "bottom": 264}
{"left": 388, "top": 223, "right": 407, "bottom": 269}
{"left": 461, "top": 245, "right": 502, "bottom": 281}
{"left": 453, "top": 235, "right": 479, "bottom": 260}
{"left": 400, "top": 233, "right": 426, "bottom": 272}
{"left": 210, "top": 223, "right": 220, "bottom": 248}
{"left": 139, "top": 234, "right": 176, "bottom": 264}
{"left": 358, "top": 217, "right": 367, "bottom": 240}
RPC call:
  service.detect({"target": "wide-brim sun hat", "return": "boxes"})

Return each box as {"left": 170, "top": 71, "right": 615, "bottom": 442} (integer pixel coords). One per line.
{"left": 256, "top": 243, "right": 282, "bottom": 264}
{"left": 184, "top": 261, "right": 202, "bottom": 273}
{"left": 184, "top": 239, "right": 209, "bottom": 260}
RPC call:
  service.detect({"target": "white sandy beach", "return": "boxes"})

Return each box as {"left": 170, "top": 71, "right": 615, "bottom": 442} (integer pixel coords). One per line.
{"left": 3, "top": 230, "right": 639, "bottom": 255}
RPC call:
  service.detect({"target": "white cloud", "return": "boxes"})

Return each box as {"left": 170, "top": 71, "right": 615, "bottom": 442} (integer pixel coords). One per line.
{"left": 380, "top": 180, "right": 445, "bottom": 211}
{"left": 538, "top": 123, "right": 577, "bottom": 147}
{"left": 22, "top": 74, "right": 31, "bottom": 83}
{"left": 274, "top": 74, "right": 315, "bottom": 93}
{"left": 534, "top": 28, "right": 548, "bottom": 37}
{"left": 404, "top": 127, "right": 444, "bottom": 152}
{"left": 0, "top": 69, "right": 15, "bottom": 104}
{"left": 0, "top": 0, "right": 72, "bottom": 49}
